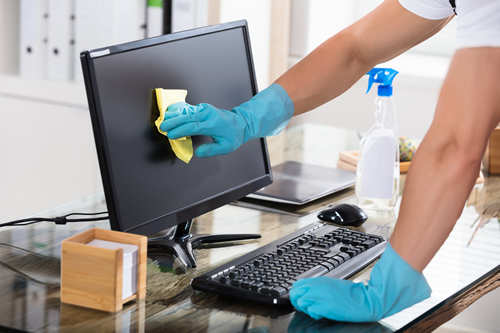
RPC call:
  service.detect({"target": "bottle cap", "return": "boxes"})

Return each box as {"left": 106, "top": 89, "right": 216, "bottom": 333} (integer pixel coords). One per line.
{"left": 366, "top": 68, "right": 398, "bottom": 97}
{"left": 378, "top": 85, "right": 393, "bottom": 97}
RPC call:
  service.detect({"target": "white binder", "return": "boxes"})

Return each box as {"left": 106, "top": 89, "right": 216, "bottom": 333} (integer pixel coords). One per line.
{"left": 73, "top": 0, "right": 98, "bottom": 82}
{"left": 115, "top": 0, "right": 146, "bottom": 44}
{"left": 19, "top": 0, "right": 49, "bottom": 78}
{"left": 147, "top": 0, "right": 163, "bottom": 38}
{"left": 73, "top": 0, "right": 146, "bottom": 82}
{"left": 172, "top": 0, "right": 208, "bottom": 33}
{"left": 46, "top": 0, "right": 75, "bottom": 81}
{"left": 172, "top": 0, "right": 195, "bottom": 33}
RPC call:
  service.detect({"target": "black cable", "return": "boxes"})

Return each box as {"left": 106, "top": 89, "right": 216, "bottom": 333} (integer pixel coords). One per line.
{"left": 0, "top": 211, "right": 109, "bottom": 228}
{"left": 0, "top": 212, "right": 109, "bottom": 287}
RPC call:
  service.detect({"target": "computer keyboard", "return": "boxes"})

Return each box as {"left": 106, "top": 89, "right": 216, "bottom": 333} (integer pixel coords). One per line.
{"left": 191, "top": 222, "right": 387, "bottom": 305}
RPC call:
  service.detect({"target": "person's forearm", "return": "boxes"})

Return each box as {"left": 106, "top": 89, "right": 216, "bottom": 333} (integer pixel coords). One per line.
{"left": 275, "top": 31, "right": 373, "bottom": 115}
{"left": 390, "top": 136, "right": 482, "bottom": 272}
{"left": 390, "top": 48, "right": 500, "bottom": 272}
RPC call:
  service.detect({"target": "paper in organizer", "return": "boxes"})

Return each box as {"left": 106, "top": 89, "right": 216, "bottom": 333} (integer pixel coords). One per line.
{"left": 86, "top": 239, "right": 138, "bottom": 300}
{"left": 155, "top": 88, "right": 194, "bottom": 164}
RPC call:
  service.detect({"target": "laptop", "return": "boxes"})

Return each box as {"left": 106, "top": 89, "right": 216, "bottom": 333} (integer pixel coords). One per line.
{"left": 246, "top": 161, "right": 356, "bottom": 205}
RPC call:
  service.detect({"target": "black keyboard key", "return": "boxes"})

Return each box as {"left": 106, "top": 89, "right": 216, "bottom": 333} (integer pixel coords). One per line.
{"left": 260, "top": 287, "right": 272, "bottom": 294}
{"left": 229, "top": 271, "right": 240, "bottom": 279}
{"left": 253, "top": 259, "right": 264, "bottom": 267}
{"left": 271, "top": 286, "right": 287, "bottom": 296}
{"left": 342, "top": 238, "right": 353, "bottom": 245}
{"left": 219, "top": 276, "right": 229, "bottom": 284}
{"left": 277, "top": 248, "right": 287, "bottom": 255}
{"left": 327, "top": 258, "right": 340, "bottom": 267}
{"left": 231, "top": 279, "right": 243, "bottom": 287}
{"left": 340, "top": 246, "right": 350, "bottom": 252}
{"left": 251, "top": 282, "right": 264, "bottom": 291}
{"left": 355, "top": 245, "right": 365, "bottom": 253}
{"left": 241, "top": 280, "right": 255, "bottom": 289}
{"left": 310, "top": 246, "right": 331, "bottom": 253}
{"left": 306, "top": 234, "right": 315, "bottom": 241}
{"left": 263, "top": 277, "right": 277, "bottom": 284}
{"left": 299, "top": 244, "right": 313, "bottom": 250}
{"left": 321, "top": 262, "right": 335, "bottom": 271}
{"left": 347, "top": 250, "right": 357, "bottom": 257}
{"left": 331, "top": 256, "right": 343, "bottom": 265}
{"left": 361, "top": 240, "right": 376, "bottom": 249}
{"left": 337, "top": 252, "right": 351, "bottom": 262}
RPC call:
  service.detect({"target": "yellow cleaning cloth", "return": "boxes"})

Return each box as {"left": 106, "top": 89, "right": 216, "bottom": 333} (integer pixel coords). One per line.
{"left": 154, "top": 88, "right": 193, "bottom": 164}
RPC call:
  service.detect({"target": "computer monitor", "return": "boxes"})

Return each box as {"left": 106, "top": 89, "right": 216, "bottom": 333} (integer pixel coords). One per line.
{"left": 81, "top": 20, "right": 272, "bottom": 268}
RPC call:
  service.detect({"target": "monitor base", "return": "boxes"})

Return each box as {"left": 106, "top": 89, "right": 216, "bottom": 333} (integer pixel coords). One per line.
{"left": 147, "top": 219, "right": 261, "bottom": 268}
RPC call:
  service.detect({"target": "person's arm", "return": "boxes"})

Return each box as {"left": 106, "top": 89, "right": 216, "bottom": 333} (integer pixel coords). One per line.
{"left": 161, "top": 0, "right": 452, "bottom": 158}
{"left": 276, "top": 0, "right": 452, "bottom": 114}
{"left": 390, "top": 47, "right": 500, "bottom": 272}
{"left": 290, "top": 31, "right": 500, "bottom": 326}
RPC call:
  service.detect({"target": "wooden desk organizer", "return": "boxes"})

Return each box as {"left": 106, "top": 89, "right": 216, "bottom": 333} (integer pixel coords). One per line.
{"left": 483, "top": 126, "right": 500, "bottom": 174}
{"left": 61, "top": 228, "right": 147, "bottom": 312}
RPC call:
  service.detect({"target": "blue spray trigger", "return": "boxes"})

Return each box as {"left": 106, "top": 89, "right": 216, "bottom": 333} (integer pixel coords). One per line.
{"left": 366, "top": 68, "right": 399, "bottom": 95}
{"left": 366, "top": 74, "right": 377, "bottom": 94}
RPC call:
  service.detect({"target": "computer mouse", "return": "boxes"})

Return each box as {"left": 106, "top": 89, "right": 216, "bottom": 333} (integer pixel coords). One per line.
{"left": 317, "top": 203, "right": 368, "bottom": 227}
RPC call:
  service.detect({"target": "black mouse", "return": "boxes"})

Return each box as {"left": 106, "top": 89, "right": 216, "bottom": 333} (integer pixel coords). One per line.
{"left": 317, "top": 203, "right": 368, "bottom": 227}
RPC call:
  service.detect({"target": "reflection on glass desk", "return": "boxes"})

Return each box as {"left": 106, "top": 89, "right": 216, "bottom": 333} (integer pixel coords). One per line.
{"left": 1, "top": 124, "right": 499, "bottom": 332}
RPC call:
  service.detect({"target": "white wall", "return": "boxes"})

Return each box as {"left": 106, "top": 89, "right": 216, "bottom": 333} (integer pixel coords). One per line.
{"left": 0, "top": 76, "right": 102, "bottom": 222}
{"left": 219, "top": 0, "right": 272, "bottom": 90}
{"left": 288, "top": 60, "right": 448, "bottom": 140}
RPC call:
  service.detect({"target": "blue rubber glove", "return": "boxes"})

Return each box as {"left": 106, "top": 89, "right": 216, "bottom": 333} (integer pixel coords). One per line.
{"left": 159, "top": 83, "right": 294, "bottom": 158}
{"left": 289, "top": 243, "right": 432, "bottom": 322}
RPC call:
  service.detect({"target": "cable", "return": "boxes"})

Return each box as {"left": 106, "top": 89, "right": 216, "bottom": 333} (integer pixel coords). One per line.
{"left": 0, "top": 211, "right": 109, "bottom": 228}
{"left": 0, "top": 212, "right": 109, "bottom": 286}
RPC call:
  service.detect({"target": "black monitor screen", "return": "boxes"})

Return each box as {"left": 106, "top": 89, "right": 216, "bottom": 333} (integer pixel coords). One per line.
{"left": 82, "top": 21, "right": 272, "bottom": 235}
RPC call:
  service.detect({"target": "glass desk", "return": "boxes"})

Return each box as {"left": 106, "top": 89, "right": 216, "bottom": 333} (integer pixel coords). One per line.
{"left": 1, "top": 124, "right": 499, "bottom": 332}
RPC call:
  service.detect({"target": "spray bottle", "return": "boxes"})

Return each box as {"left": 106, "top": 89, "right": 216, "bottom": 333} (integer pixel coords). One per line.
{"left": 355, "top": 68, "right": 399, "bottom": 210}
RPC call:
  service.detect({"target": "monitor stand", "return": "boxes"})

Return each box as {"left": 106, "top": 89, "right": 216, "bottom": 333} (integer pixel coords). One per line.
{"left": 147, "top": 219, "right": 261, "bottom": 268}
